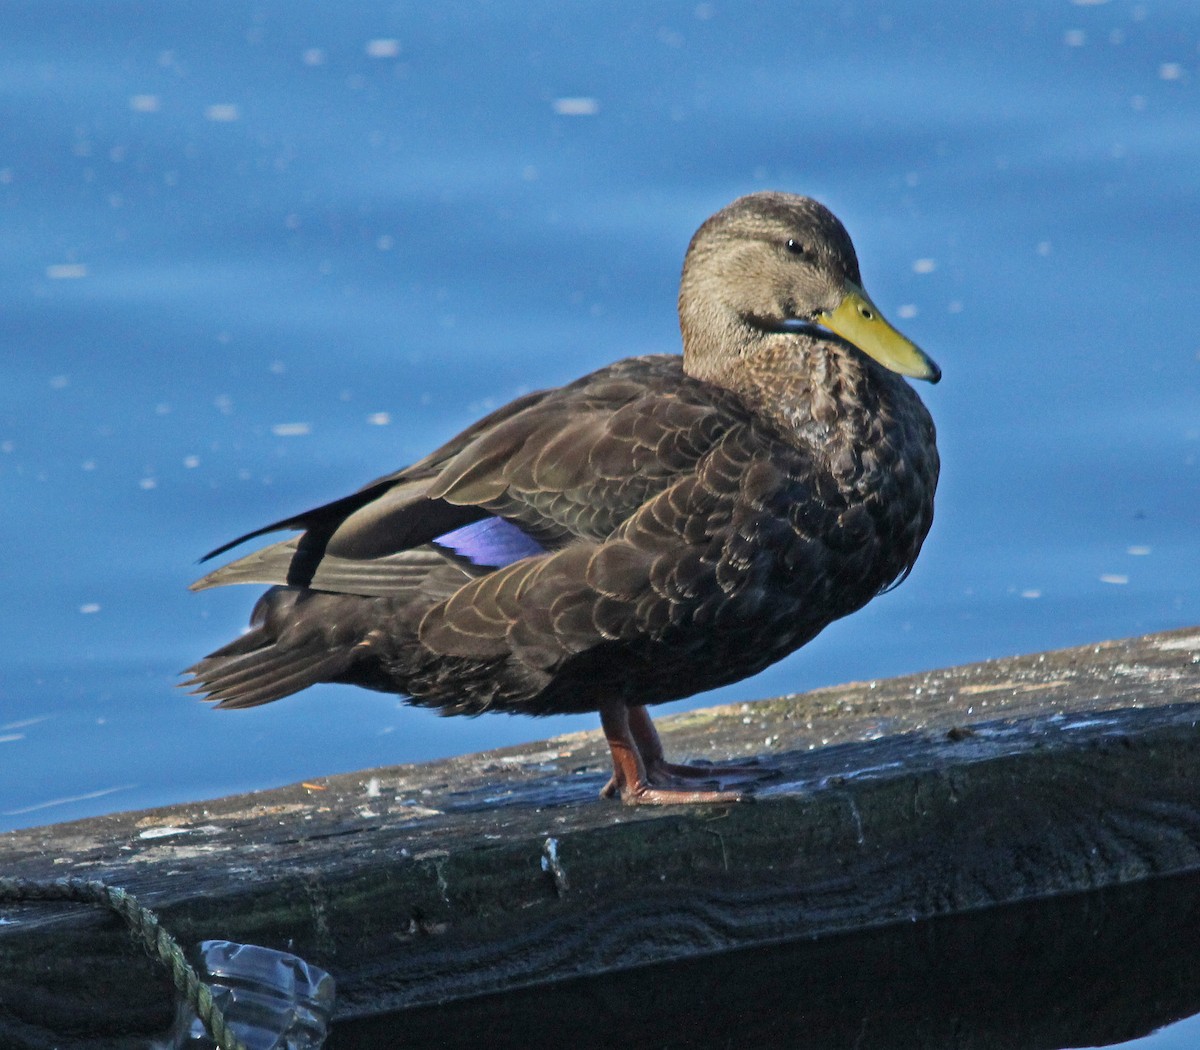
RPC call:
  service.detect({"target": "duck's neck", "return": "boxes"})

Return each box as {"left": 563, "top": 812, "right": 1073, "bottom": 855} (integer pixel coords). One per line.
{"left": 682, "top": 306, "right": 877, "bottom": 446}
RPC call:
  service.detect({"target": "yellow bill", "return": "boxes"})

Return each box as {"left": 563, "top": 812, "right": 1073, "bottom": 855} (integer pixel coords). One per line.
{"left": 818, "top": 281, "right": 941, "bottom": 383}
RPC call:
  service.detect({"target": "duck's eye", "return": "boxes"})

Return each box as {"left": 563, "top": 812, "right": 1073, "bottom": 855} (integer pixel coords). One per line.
{"left": 785, "top": 239, "right": 806, "bottom": 256}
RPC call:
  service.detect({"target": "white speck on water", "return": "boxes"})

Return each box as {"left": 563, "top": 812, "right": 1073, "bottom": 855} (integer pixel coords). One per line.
{"left": 1160, "top": 63, "right": 1183, "bottom": 81}
{"left": 1064, "top": 29, "right": 1086, "bottom": 47}
{"left": 912, "top": 258, "right": 936, "bottom": 274}
{"left": 183, "top": 455, "right": 200, "bottom": 468}
{"left": 376, "top": 234, "right": 394, "bottom": 251}
{"left": 1127, "top": 545, "right": 1151, "bottom": 556}
{"left": 302, "top": 48, "right": 326, "bottom": 66}
{"left": 269, "top": 360, "right": 286, "bottom": 374}
{"left": 139, "top": 477, "right": 157, "bottom": 490}
{"left": 214, "top": 394, "right": 234, "bottom": 415}
{"left": 1131, "top": 95, "right": 1147, "bottom": 112}
{"left": 367, "top": 412, "right": 390, "bottom": 426}
{"left": 0, "top": 734, "right": 24, "bottom": 744}
{"left": 205, "top": 103, "right": 240, "bottom": 122}
{"left": 49, "top": 375, "right": 70, "bottom": 389}
{"left": 366, "top": 38, "right": 401, "bottom": 58}
{"left": 154, "top": 403, "right": 171, "bottom": 415}
{"left": 1100, "top": 574, "right": 1129, "bottom": 585}
{"left": 897, "top": 304, "right": 918, "bottom": 319}
{"left": 2, "top": 717, "right": 48, "bottom": 732}
{"left": 271, "top": 422, "right": 311, "bottom": 437}
{"left": 129, "top": 94, "right": 160, "bottom": 112}
{"left": 3, "top": 783, "right": 136, "bottom": 817}
{"left": 1036, "top": 241, "right": 1052, "bottom": 257}
{"left": 47, "top": 263, "right": 87, "bottom": 279}
{"left": 1021, "top": 589, "right": 1042, "bottom": 599}
{"left": 79, "top": 603, "right": 101, "bottom": 614}
{"left": 552, "top": 97, "right": 600, "bottom": 116}
{"left": 947, "top": 300, "right": 963, "bottom": 313}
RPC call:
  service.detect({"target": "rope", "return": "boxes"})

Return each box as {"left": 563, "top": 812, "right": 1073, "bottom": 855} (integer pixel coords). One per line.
{"left": 0, "top": 875, "right": 247, "bottom": 1050}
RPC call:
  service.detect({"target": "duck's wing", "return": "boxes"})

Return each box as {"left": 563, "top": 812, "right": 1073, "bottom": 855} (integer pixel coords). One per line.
{"left": 413, "top": 415, "right": 804, "bottom": 677}
{"left": 421, "top": 359, "right": 732, "bottom": 544}
{"left": 197, "top": 385, "right": 557, "bottom": 565}
{"left": 192, "top": 356, "right": 739, "bottom": 598}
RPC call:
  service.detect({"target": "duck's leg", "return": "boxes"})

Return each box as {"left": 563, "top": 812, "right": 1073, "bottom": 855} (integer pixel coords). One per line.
{"left": 598, "top": 702, "right": 745, "bottom": 805}
{"left": 626, "top": 704, "right": 767, "bottom": 783}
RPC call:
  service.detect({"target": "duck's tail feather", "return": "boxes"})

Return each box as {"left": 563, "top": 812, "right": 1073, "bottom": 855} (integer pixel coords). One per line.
{"left": 181, "top": 587, "right": 362, "bottom": 709}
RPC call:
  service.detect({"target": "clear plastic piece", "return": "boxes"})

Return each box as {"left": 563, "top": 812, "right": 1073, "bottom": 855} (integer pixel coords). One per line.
{"left": 165, "top": 940, "right": 335, "bottom": 1050}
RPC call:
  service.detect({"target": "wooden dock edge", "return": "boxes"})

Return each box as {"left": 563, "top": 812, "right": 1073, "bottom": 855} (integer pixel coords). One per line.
{"left": 1, "top": 626, "right": 1199, "bottom": 1044}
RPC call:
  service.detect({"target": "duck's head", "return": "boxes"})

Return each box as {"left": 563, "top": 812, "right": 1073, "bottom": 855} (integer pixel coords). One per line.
{"left": 679, "top": 192, "right": 940, "bottom": 385}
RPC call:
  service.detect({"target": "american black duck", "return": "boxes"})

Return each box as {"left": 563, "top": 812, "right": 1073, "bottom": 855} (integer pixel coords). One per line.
{"left": 185, "top": 192, "right": 940, "bottom": 804}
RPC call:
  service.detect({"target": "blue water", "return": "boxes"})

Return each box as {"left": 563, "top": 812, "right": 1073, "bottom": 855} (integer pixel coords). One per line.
{"left": 1121, "top": 1014, "right": 1200, "bottom": 1050}
{"left": 2, "top": 3, "right": 1198, "bottom": 1046}
{"left": 1, "top": 0, "right": 1198, "bottom": 1020}
{"left": 3, "top": 0, "right": 1199, "bottom": 816}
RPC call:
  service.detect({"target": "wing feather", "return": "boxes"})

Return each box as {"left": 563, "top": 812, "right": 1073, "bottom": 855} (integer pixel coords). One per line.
{"left": 192, "top": 356, "right": 748, "bottom": 605}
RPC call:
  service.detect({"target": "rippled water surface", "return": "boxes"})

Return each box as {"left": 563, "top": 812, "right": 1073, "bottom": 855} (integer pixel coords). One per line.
{"left": 2, "top": 0, "right": 1198, "bottom": 851}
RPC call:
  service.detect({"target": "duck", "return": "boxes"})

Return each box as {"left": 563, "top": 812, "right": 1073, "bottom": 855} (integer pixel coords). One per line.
{"left": 184, "top": 191, "right": 941, "bottom": 805}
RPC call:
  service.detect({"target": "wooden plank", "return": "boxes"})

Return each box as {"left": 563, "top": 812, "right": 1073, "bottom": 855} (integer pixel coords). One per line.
{"left": 337, "top": 868, "right": 1200, "bottom": 1050}
{"left": 1, "top": 626, "right": 1199, "bottom": 1046}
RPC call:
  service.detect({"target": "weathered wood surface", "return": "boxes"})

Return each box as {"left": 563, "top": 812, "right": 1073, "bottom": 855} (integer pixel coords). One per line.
{"left": 338, "top": 868, "right": 1200, "bottom": 1050}
{"left": 1, "top": 627, "right": 1199, "bottom": 1047}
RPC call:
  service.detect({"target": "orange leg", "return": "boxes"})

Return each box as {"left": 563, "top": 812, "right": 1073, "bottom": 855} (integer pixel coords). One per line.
{"left": 598, "top": 702, "right": 760, "bottom": 805}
